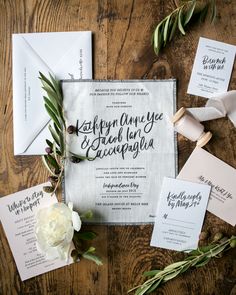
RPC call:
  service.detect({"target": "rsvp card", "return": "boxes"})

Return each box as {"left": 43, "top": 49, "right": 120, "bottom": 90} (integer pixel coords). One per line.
{"left": 0, "top": 183, "right": 69, "bottom": 281}
{"left": 187, "top": 37, "right": 236, "bottom": 98}
{"left": 150, "top": 177, "right": 211, "bottom": 251}
{"left": 178, "top": 147, "right": 236, "bottom": 226}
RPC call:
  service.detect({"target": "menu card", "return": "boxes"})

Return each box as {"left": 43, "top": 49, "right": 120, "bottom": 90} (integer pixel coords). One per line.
{"left": 151, "top": 177, "right": 211, "bottom": 251}
{"left": 0, "top": 183, "right": 69, "bottom": 281}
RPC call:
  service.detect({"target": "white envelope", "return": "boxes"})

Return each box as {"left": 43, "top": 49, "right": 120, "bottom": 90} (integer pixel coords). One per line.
{"left": 12, "top": 31, "right": 92, "bottom": 155}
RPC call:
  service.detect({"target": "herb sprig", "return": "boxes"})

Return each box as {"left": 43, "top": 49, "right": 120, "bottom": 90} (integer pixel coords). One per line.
{"left": 39, "top": 72, "right": 88, "bottom": 194}
{"left": 129, "top": 234, "right": 236, "bottom": 295}
{"left": 153, "top": 0, "right": 217, "bottom": 56}
{"left": 39, "top": 72, "right": 102, "bottom": 265}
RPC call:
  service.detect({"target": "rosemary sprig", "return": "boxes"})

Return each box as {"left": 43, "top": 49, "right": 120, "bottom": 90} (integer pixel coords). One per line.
{"left": 153, "top": 0, "right": 217, "bottom": 56}
{"left": 128, "top": 234, "right": 236, "bottom": 295}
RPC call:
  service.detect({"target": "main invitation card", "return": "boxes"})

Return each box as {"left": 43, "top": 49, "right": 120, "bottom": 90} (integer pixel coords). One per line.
{"left": 62, "top": 80, "right": 176, "bottom": 224}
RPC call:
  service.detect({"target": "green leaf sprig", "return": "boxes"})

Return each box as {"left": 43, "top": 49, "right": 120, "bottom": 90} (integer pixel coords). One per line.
{"left": 39, "top": 72, "right": 90, "bottom": 194}
{"left": 72, "top": 229, "right": 103, "bottom": 266}
{"left": 153, "top": 0, "right": 217, "bottom": 56}
{"left": 128, "top": 234, "right": 236, "bottom": 295}
{"left": 39, "top": 73, "right": 102, "bottom": 265}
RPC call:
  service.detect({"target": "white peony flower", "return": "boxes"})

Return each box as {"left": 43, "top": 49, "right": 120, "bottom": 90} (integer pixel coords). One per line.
{"left": 35, "top": 202, "right": 81, "bottom": 261}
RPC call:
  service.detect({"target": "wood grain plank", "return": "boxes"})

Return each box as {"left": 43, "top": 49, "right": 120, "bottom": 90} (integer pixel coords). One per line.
{"left": 0, "top": 0, "right": 235, "bottom": 294}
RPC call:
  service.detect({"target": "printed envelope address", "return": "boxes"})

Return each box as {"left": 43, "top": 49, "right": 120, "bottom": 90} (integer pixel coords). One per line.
{"left": 151, "top": 177, "right": 211, "bottom": 251}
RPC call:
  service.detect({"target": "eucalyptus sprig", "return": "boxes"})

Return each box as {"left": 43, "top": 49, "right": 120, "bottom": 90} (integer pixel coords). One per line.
{"left": 153, "top": 0, "right": 217, "bottom": 55}
{"left": 128, "top": 234, "right": 236, "bottom": 295}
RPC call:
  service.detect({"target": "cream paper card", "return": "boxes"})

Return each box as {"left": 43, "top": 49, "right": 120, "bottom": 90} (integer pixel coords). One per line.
{"left": 178, "top": 147, "right": 236, "bottom": 226}
{"left": 0, "top": 183, "right": 69, "bottom": 281}
{"left": 187, "top": 37, "right": 235, "bottom": 98}
{"left": 63, "top": 80, "right": 177, "bottom": 224}
{"left": 150, "top": 177, "right": 211, "bottom": 251}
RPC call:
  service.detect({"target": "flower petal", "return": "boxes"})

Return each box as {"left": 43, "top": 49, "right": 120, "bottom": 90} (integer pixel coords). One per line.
{"left": 72, "top": 211, "right": 81, "bottom": 232}
{"left": 68, "top": 202, "right": 73, "bottom": 211}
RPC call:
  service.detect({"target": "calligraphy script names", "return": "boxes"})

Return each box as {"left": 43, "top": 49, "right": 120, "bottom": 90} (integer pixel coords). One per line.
{"left": 74, "top": 112, "right": 163, "bottom": 160}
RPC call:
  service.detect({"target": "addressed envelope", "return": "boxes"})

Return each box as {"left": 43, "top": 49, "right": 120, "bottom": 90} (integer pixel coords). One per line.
{"left": 12, "top": 31, "right": 92, "bottom": 155}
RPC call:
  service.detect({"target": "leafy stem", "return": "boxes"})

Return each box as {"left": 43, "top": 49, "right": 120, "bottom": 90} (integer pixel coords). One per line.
{"left": 39, "top": 72, "right": 89, "bottom": 194}
{"left": 153, "top": 0, "right": 217, "bottom": 56}
{"left": 128, "top": 235, "right": 236, "bottom": 295}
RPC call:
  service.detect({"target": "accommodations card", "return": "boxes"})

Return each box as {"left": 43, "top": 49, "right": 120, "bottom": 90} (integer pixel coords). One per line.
{"left": 150, "top": 177, "right": 211, "bottom": 251}
{"left": 62, "top": 80, "right": 177, "bottom": 224}
{"left": 178, "top": 147, "right": 236, "bottom": 226}
{"left": 187, "top": 37, "right": 236, "bottom": 98}
{"left": 0, "top": 183, "right": 69, "bottom": 281}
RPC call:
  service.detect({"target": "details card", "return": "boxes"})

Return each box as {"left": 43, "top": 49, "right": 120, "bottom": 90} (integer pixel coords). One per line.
{"left": 150, "top": 177, "right": 211, "bottom": 251}
{"left": 0, "top": 183, "right": 69, "bottom": 281}
{"left": 187, "top": 37, "right": 236, "bottom": 98}
{"left": 178, "top": 147, "right": 236, "bottom": 226}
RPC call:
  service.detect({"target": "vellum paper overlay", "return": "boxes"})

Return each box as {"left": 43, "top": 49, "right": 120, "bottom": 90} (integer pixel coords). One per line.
{"left": 62, "top": 80, "right": 177, "bottom": 224}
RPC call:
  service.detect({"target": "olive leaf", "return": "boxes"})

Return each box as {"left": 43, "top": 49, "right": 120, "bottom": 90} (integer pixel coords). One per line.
{"left": 153, "top": 0, "right": 217, "bottom": 56}
{"left": 42, "top": 155, "right": 58, "bottom": 177}
{"left": 75, "top": 231, "right": 97, "bottom": 241}
{"left": 143, "top": 270, "right": 161, "bottom": 277}
{"left": 82, "top": 252, "right": 103, "bottom": 266}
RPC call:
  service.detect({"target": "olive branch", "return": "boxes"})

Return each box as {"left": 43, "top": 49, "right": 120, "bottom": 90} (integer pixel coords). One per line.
{"left": 39, "top": 72, "right": 102, "bottom": 266}
{"left": 39, "top": 72, "right": 89, "bottom": 194}
{"left": 128, "top": 234, "right": 236, "bottom": 295}
{"left": 153, "top": 0, "right": 217, "bottom": 56}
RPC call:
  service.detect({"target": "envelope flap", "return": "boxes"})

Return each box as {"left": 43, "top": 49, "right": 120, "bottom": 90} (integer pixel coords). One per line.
{"left": 12, "top": 36, "right": 52, "bottom": 154}
{"left": 22, "top": 32, "right": 92, "bottom": 73}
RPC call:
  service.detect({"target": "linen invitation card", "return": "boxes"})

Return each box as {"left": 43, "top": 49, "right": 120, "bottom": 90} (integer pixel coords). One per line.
{"left": 12, "top": 31, "right": 92, "bottom": 155}
{"left": 150, "top": 177, "right": 211, "bottom": 251}
{"left": 0, "top": 183, "right": 69, "bottom": 281}
{"left": 178, "top": 147, "right": 236, "bottom": 226}
{"left": 62, "top": 80, "right": 177, "bottom": 224}
{"left": 187, "top": 37, "right": 236, "bottom": 98}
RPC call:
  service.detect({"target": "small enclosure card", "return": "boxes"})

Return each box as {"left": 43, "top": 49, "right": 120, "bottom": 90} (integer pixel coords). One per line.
{"left": 150, "top": 177, "right": 211, "bottom": 251}
{"left": 178, "top": 147, "right": 236, "bottom": 226}
{"left": 0, "top": 183, "right": 68, "bottom": 281}
{"left": 187, "top": 37, "right": 236, "bottom": 98}
{"left": 63, "top": 80, "right": 176, "bottom": 224}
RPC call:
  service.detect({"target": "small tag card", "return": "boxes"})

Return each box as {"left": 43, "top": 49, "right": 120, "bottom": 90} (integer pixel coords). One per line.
{"left": 0, "top": 183, "right": 69, "bottom": 281}
{"left": 178, "top": 147, "right": 236, "bottom": 226}
{"left": 187, "top": 37, "right": 236, "bottom": 98}
{"left": 150, "top": 177, "right": 211, "bottom": 251}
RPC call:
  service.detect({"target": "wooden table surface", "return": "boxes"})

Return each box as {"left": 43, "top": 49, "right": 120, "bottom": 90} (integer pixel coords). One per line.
{"left": 0, "top": 0, "right": 236, "bottom": 294}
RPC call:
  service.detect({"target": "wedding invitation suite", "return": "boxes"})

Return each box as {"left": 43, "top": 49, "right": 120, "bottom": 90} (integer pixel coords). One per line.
{"left": 187, "top": 37, "right": 236, "bottom": 98}
{"left": 178, "top": 147, "right": 236, "bottom": 226}
{"left": 0, "top": 183, "right": 69, "bottom": 281}
{"left": 12, "top": 31, "right": 92, "bottom": 155}
{"left": 150, "top": 177, "right": 211, "bottom": 251}
{"left": 62, "top": 80, "right": 177, "bottom": 224}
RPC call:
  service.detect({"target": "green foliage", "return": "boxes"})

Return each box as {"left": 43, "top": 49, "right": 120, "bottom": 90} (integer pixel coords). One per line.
{"left": 39, "top": 72, "right": 102, "bottom": 266}
{"left": 129, "top": 235, "right": 236, "bottom": 295}
{"left": 153, "top": 0, "right": 217, "bottom": 56}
